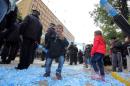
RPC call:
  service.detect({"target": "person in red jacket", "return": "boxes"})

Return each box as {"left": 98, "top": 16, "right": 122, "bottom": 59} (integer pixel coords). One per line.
{"left": 91, "top": 30, "right": 106, "bottom": 81}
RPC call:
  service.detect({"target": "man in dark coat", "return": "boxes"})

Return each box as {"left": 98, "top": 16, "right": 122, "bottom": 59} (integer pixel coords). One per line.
{"left": 68, "top": 43, "right": 78, "bottom": 65}
{"left": 110, "top": 37, "right": 123, "bottom": 72}
{"left": 0, "top": 0, "right": 18, "bottom": 50}
{"left": 0, "top": 6, "right": 19, "bottom": 64}
{"left": 16, "top": 10, "right": 42, "bottom": 70}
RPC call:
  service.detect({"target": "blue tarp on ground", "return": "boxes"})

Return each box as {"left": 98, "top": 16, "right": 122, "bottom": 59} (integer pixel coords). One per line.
{"left": 0, "top": 65, "right": 125, "bottom": 86}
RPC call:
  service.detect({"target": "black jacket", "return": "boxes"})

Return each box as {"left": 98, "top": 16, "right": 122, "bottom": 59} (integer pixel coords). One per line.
{"left": 20, "top": 14, "right": 42, "bottom": 42}
{"left": 45, "top": 27, "right": 56, "bottom": 49}
{"left": 111, "top": 40, "right": 123, "bottom": 53}
{"left": 7, "top": 22, "right": 21, "bottom": 42}
{"left": 47, "top": 36, "right": 69, "bottom": 58}
{"left": 68, "top": 45, "right": 78, "bottom": 55}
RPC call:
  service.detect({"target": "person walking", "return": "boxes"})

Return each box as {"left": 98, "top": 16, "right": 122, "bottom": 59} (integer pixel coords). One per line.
{"left": 91, "top": 30, "right": 106, "bottom": 81}
{"left": 16, "top": 10, "right": 42, "bottom": 70}
{"left": 43, "top": 24, "right": 69, "bottom": 80}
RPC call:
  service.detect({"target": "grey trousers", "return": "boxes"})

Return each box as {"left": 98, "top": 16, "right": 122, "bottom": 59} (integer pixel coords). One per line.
{"left": 111, "top": 52, "right": 122, "bottom": 72}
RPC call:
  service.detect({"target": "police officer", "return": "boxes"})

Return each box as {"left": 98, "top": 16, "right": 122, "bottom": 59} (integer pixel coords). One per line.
{"left": 16, "top": 10, "right": 42, "bottom": 69}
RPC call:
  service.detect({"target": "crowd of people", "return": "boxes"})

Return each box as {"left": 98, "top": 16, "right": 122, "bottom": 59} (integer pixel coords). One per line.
{"left": 0, "top": 0, "right": 130, "bottom": 81}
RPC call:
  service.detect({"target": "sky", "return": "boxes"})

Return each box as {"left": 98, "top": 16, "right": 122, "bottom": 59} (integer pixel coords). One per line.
{"left": 42, "top": 0, "right": 100, "bottom": 44}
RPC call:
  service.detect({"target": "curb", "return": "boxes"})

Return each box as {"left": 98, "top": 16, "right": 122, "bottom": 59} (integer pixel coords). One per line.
{"left": 111, "top": 72, "right": 130, "bottom": 86}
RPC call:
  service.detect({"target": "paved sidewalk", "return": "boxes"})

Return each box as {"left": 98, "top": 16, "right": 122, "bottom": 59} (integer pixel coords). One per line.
{"left": 0, "top": 58, "right": 126, "bottom": 86}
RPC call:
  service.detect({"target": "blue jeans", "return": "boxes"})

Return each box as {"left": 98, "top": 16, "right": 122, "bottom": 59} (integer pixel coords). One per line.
{"left": 0, "top": 0, "right": 8, "bottom": 23}
{"left": 45, "top": 55, "right": 64, "bottom": 74}
{"left": 91, "top": 53, "right": 105, "bottom": 76}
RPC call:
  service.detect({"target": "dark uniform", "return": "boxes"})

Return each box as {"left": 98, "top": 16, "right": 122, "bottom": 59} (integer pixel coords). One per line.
{"left": 68, "top": 44, "right": 78, "bottom": 65}
{"left": 16, "top": 10, "right": 42, "bottom": 69}
{"left": 0, "top": 6, "right": 19, "bottom": 64}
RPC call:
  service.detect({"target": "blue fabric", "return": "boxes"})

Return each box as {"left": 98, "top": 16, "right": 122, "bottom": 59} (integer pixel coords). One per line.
{"left": 37, "top": 44, "right": 48, "bottom": 53}
{"left": 0, "top": 0, "right": 8, "bottom": 23}
{"left": 45, "top": 55, "right": 64, "bottom": 74}
{"left": 9, "top": 0, "right": 16, "bottom": 11}
{"left": 100, "top": 0, "right": 118, "bottom": 16}
{"left": 100, "top": 0, "right": 107, "bottom": 6}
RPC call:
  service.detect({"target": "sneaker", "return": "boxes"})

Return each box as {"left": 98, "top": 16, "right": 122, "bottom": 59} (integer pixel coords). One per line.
{"left": 56, "top": 73, "right": 62, "bottom": 80}
{"left": 100, "top": 76, "right": 105, "bottom": 81}
{"left": 91, "top": 74, "right": 100, "bottom": 80}
{"left": 43, "top": 73, "right": 50, "bottom": 77}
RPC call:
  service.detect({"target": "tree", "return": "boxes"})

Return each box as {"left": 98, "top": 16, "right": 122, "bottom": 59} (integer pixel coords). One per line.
{"left": 90, "top": 0, "right": 127, "bottom": 45}
{"left": 119, "top": 0, "right": 129, "bottom": 20}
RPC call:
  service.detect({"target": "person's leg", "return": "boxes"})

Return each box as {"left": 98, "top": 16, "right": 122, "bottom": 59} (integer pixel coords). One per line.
{"left": 91, "top": 55, "right": 99, "bottom": 73}
{"left": 70, "top": 54, "right": 73, "bottom": 65}
{"left": 29, "top": 43, "right": 37, "bottom": 64}
{"left": 56, "top": 56, "right": 64, "bottom": 74}
{"left": 17, "top": 39, "right": 29, "bottom": 69}
{"left": 117, "top": 52, "right": 123, "bottom": 72}
{"left": 6, "top": 43, "right": 14, "bottom": 64}
{"left": 97, "top": 53, "right": 105, "bottom": 77}
{"left": 0, "top": 0, "right": 8, "bottom": 23}
{"left": 74, "top": 54, "right": 77, "bottom": 65}
{"left": 10, "top": 43, "right": 19, "bottom": 60}
{"left": 44, "top": 57, "right": 53, "bottom": 76}
{"left": 111, "top": 53, "right": 117, "bottom": 72}
{"left": 1, "top": 42, "right": 10, "bottom": 63}
{"left": 24, "top": 41, "right": 34, "bottom": 68}
{"left": 56, "top": 55, "right": 64, "bottom": 79}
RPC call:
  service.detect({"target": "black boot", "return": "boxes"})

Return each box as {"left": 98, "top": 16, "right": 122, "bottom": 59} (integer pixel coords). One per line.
{"left": 43, "top": 73, "right": 50, "bottom": 77}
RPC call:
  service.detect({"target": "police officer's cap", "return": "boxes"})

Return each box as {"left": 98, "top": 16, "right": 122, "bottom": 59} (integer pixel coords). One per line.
{"left": 32, "top": 10, "right": 40, "bottom": 15}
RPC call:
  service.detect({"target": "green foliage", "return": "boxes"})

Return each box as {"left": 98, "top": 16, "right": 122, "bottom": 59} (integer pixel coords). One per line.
{"left": 89, "top": 0, "right": 124, "bottom": 45}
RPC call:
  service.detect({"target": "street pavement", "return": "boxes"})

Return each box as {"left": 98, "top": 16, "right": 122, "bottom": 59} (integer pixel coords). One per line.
{"left": 0, "top": 58, "right": 126, "bottom": 86}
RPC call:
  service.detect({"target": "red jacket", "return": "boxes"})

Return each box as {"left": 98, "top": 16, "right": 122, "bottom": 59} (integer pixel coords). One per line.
{"left": 91, "top": 35, "right": 106, "bottom": 57}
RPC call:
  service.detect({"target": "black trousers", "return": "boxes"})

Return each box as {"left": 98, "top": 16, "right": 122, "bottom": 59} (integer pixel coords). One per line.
{"left": 70, "top": 54, "right": 77, "bottom": 65}
{"left": 18, "top": 39, "right": 35, "bottom": 69}
{"left": 1, "top": 42, "right": 10, "bottom": 62}
{"left": 1, "top": 41, "right": 19, "bottom": 63}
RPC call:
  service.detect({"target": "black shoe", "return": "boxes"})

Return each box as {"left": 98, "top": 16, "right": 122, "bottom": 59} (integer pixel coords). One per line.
{"left": 56, "top": 73, "right": 62, "bottom": 80}
{"left": 43, "top": 73, "right": 50, "bottom": 77}
{"left": 6, "top": 60, "right": 11, "bottom": 64}
{"left": 15, "top": 66, "right": 28, "bottom": 70}
{"left": 0, "top": 61, "right": 6, "bottom": 64}
{"left": 41, "top": 64, "right": 46, "bottom": 67}
{"left": 15, "top": 66, "right": 23, "bottom": 70}
{"left": 15, "top": 67, "right": 21, "bottom": 70}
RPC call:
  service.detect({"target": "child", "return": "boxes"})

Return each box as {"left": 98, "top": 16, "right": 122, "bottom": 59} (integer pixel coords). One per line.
{"left": 91, "top": 30, "right": 106, "bottom": 81}
{"left": 43, "top": 24, "right": 69, "bottom": 80}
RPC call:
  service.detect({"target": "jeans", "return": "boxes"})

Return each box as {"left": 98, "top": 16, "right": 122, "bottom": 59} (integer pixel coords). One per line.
{"left": 91, "top": 53, "right": 105, "bottom": 76}
{"left": 45, "top": 55, "right": 64, "bottom": 74}
{"left": 0, "top": 0, "right": 8, "bottom": 23}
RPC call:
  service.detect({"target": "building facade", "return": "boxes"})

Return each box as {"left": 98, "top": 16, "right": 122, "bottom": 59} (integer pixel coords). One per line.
{"left": 17, "top": 0, "right": 74, "bottom": 43}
